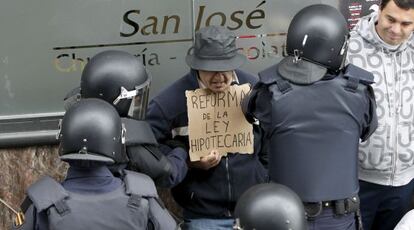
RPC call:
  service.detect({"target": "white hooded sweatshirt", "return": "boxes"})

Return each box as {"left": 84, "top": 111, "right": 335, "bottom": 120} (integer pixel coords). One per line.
{"left": 347, "top": 11, "right": 414, "bottom": 186}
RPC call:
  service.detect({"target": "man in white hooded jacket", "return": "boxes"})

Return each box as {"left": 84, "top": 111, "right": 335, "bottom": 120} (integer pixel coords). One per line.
{"left": 347, "top": 0, "right": 414, "bottom": 229}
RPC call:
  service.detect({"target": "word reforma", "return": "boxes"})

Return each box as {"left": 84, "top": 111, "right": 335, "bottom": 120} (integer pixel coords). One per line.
{"left": 189, "top": 89, "right": 247, "bottom": 109}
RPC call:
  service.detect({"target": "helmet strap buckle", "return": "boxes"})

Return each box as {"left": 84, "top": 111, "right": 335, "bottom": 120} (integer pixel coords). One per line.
{"left": 339, "top": 35, "right": 349, "bottom": 56}
{"left": 121, "top": 123, "right": 126, "bottom": 145}
{"left": 113, "top": 87, "right": 138, "bottom": 105}
{"left": 293, "top": 49, "right": 301, "bottom": 63}
{"left": 56, "top": 119, "right": 63, "bottom": 140}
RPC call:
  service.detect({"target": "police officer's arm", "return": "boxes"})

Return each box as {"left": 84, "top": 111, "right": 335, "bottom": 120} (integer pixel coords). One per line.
{"left": 126, "top": 144, "right": 173, "bottom": 186}
{"left": 121, "top": 118, "right": 174, "bottom": 186}
{"left": 255, "top": 124, "right": 269, "bottom": 170}
{"left": 242, "top": 83, "right": 273, "bottom": 135}
{"left": 252, "top": 88, "right": 272, "bottom": 169}
{"left": 360, "top": 85, "right": 378, "bottom": 141}
{"left": 242, "top": 87, "right": 259, "bottom": 124}
{"left": 242, "top": 83, "right": 271, "bottom": 169}
{"left": 146, "top": 100, "right": 189, "bottom": 187}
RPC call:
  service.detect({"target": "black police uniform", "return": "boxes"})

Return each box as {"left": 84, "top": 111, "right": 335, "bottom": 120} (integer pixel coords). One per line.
{"left": 242, "top": 4, "right": 378, "bottom": 229}
{"left": 12, "top": 99, "right": 177, "bottom": 230}
{"left": 244, "top": 61, "right": 377, "bottom": 229}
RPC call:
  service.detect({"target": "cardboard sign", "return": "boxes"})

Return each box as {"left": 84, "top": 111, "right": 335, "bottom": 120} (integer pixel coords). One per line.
{"left": 186, "top": 84, "right": 254, "bottom": 161}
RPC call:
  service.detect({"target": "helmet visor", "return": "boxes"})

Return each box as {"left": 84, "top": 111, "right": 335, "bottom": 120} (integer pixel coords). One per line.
{"left": 113, "top": 75, "right": 151, "bottom": 120}
{"left": 128, "top": 82, "right": 150, "bottom": 120}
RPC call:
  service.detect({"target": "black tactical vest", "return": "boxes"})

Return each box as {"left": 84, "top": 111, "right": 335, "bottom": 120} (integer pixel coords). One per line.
{"left": 257, "top": 64, "right": 377, "bottom": 202}
{"left": 25, "top": 170, "right": 176, "bottom": 230}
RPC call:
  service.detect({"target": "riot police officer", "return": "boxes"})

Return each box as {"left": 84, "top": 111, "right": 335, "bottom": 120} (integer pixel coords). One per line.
{"left": 65, "top": 50, "right": 173, "bottom": 186}
{"left": 243, "top": 4, "right": 378, "bottom": 229}
{"left": 12, "top": 98, "right": 177, "bottom": 230}
{"left": 233, "top": 183, "right": 307, "bottom": 230}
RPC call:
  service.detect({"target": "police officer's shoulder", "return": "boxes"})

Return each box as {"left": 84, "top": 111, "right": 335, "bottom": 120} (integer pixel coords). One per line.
{"left": 234, "top": 69, "right": 258, "bottom": 85}
{"left": 342, "top": 64, "right": 374, "bottom": 85}
{"left": 26, "top": 176, "right": 69, "bottom": 212}
{"left": 258, "top": 64, "right": 279, "bottom": 85}
{"left": 14, "top": 175, "right": 69, "bottom": 230}
{"left": 123, "top": 170, "right": 158, "bottom": 197}
{"left": 121, "top": 118, "right": 158, "bottom": 146}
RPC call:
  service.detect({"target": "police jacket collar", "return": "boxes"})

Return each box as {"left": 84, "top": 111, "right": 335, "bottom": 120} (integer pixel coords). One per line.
{"left": 62, "top": 165, "right": 122, "bottom": 194}
{"left": 65, "top": 165, "right": 114, "bottom": 179}
{"left": 277, "top": 56, "right": 327, "bottom": 85}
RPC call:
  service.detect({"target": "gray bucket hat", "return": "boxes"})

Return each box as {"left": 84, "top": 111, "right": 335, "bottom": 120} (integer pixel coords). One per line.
{"left": 186, "top": 25, "right": 246, "bottom": 71}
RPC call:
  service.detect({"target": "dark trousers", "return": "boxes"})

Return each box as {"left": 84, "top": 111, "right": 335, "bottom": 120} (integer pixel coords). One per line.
{"left": 359, "top": 179, "right": 414, "bottom": 230}
{"left": 307, "top": 208, "right": 357, "bottom": 230}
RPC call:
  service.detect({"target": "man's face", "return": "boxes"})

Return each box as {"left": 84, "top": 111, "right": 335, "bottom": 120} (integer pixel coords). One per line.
{"left": 198, "top": 70, "right": 233, "bottom": 93}
{"left": 376, "top": 0, "right": 414, "bottom": 45}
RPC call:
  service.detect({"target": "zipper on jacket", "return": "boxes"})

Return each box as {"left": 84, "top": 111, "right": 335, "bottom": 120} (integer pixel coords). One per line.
{"left": 225, "top": 157, "right": 232, "bottom": 216}
{"left": 391, "top": 102, "right": 399, "bottom": 185}
{"left": 390, "top": 55, "right": 399, "bottom": 185}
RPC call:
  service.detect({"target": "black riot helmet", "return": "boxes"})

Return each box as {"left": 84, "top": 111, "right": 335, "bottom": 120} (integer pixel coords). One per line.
{"left": 58, "top": 98, "right": 125, "bottom": 164}
{"left": 286, "top": 4, "right": 349, "bottom": 71}
{"left": 81, "top": 50, "right": 151, "bottom": 120}
{"left": 234, "top": 183, "right": 307, "bottom": 230}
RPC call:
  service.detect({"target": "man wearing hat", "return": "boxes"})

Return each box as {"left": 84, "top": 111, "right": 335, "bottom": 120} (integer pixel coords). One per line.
{"left": 146, "top": 25, "right": 268, "bottom": 229}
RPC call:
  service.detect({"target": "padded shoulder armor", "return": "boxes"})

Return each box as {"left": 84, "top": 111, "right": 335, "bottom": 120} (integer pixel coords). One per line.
{"left": 26, "top": 176, "right": 69, "bottom": 212}
{"left": 259, "top": 64, "right": 292, "bottom": 94}
{"left": 258, "top": 64, "right": 278, "bottom": 85}
{"left": 123, "top": 170, "right": 158, "bottom": 198}
{"left": 343, "top": 64, "right": 374, "bottom": 85}
{"left": 122, "top": 118, "right": 158, "bottom": 146}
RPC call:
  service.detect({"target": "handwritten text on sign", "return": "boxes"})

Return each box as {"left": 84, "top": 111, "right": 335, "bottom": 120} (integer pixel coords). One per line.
{"left": 185, "top": 84, "right": 254, "bottom": 161}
